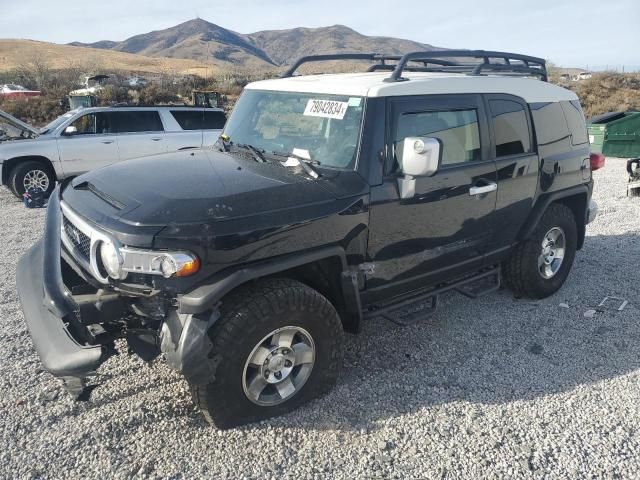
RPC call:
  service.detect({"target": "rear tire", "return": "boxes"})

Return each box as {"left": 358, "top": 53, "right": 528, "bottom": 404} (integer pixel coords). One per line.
{"left": 190, "top": 278, "right": 344, "bottom": 429}
{"left": 9, "top": 161, "right": 55, "bottom": 199}
{"left": 502, "top": 203, "right": 578, "bottom": 299}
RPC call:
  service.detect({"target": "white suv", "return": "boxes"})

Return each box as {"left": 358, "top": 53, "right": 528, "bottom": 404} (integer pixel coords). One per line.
{"left": 0, "top": 106, "right": 226, "bottom": 198}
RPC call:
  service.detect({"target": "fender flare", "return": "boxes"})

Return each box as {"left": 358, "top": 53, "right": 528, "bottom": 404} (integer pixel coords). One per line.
{"left": 518, "top": 185, "right": 589, "bottom": 245}
{"left": 177, "top": 245, "right": 356, "bottom": 315}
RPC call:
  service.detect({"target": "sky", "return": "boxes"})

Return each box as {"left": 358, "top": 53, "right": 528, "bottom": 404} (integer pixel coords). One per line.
{"left": 2, "top": 0, "right": 639, "bottom": 68}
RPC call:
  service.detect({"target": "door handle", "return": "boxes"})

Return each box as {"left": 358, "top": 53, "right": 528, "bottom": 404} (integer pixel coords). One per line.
{"left": 469, "top": 182, "right": 497, "bottom": 196}
{"left": 101, "top": 140, "right": 114, "bottom": 144}
{"left": 151, "top": 138, "right": 162, "bottom": 141}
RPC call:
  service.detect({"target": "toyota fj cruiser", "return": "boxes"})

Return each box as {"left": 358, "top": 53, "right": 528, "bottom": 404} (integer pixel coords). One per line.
{"left": 17, "top": 51, "right": 602, "bottom": 428}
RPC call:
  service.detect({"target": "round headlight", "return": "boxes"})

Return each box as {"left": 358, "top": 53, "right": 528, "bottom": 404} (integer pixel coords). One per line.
{"left": 151, "top": 252, "right": 200, "bottom": 278}
{"left": 99, "top": 241, "right": 123, "bottom": 279}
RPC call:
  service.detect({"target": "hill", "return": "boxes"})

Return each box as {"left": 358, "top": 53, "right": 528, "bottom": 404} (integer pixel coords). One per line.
{"left": 0, "top": 39, "right": 218, "bottom": 75}
{"left": 70, "top": 19, "right": 440, "bottom": 67}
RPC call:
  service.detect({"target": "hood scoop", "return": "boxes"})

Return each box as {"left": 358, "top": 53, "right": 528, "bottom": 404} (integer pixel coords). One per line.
{"left": 73, "top": 180, "right": 126, "bottom": 210}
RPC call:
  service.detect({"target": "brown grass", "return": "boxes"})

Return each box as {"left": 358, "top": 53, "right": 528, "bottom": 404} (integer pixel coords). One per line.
{"left": 0, "top": 39, "right": 217, "bottom": 76}
{"left": 551, "top": 72, "right": 640, "bottom": 118}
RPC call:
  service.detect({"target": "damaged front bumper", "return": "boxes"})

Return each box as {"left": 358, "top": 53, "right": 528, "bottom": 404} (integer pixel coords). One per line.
{"left": 16, "top": 190, "right": 109, "bottom": 396}
{"left": 17, "top": 187, "right": 222, "bottom": 398}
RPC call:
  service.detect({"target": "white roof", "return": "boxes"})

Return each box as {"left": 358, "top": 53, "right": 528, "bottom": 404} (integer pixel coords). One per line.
{"left": 246, "top": 72, "right": 577, "bottom": 104}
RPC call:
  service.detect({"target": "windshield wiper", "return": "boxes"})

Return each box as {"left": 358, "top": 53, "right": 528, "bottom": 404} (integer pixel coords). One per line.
{"left": 270, "top": 151, "right": 321, "bottom": 179}
{"left": 232, "top": 142, "right": 267, "bottom": 163}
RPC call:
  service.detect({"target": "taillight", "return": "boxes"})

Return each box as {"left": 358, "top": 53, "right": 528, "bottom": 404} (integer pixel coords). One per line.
{"left": 590, "top": 152, "right": 605, "bottom": 171}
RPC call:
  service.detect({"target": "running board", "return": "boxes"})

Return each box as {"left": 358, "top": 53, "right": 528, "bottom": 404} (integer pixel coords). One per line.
{"left": 365, "top": 267, "right": 501, "bottom": 326}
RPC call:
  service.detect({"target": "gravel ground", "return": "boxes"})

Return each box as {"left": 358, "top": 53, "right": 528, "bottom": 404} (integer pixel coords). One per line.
{"left": 1, "top": 159, "right": 639, "bottom": 479}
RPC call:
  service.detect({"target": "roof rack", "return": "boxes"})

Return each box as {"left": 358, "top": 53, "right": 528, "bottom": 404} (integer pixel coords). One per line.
{"left": 282, "top": 50, "right": 548, "bottom": 82}
{"left": 281, "top": 53, "right": 402, "bottom": 78}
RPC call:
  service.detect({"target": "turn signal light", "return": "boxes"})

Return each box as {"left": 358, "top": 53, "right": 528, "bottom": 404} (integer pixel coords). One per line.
{"left": 175, "top": 255, "right": 201, "bottom": 277}
{"left": 590, "top": 152, "right": 605, "bottom": 171}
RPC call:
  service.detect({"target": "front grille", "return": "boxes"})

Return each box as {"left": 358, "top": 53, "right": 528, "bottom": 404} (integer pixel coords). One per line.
{"left": 63, "top": 216, "right": 91, "bottom": 261}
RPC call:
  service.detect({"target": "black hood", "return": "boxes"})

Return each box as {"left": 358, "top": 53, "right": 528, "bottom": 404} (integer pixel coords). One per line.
{"left": 62, "top": 149, "right": 360, "bottom": 230}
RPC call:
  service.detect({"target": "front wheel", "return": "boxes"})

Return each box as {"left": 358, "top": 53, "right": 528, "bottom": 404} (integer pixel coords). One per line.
{"left": 502, "top": 203, "right": 578, "bottom": 299}
{"left": 9, "top": 161, "right": 55, "bottom": 199}
{"left": 190, "top": 278, "right": 344, "bottom": 429}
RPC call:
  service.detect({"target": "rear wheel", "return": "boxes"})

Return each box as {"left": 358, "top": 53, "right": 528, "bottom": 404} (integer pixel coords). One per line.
{"left": 9, "top": 161, "right": 55, "bottom": 198}
{"left": 502, "top": 203, "right": 578, "bottom": 299}
{"left": 190, "top": 278, "right": 344, "bottom": 429}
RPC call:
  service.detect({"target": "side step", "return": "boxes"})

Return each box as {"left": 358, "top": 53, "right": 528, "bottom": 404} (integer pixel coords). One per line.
{"left": 365, "top": 267, "right": 501, "bottom": 326}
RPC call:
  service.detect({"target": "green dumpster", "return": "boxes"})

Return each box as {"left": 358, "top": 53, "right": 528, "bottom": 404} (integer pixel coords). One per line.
{"left": 588, "top": 111, "right": 640, "bottom": 157}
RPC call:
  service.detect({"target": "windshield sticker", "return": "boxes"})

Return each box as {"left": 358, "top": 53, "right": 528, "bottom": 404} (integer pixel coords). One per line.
{"left": 348, "top": 97, "right": 362, "bottom": 107}
{"left": 303, "top": 99, "right": 348, "bottom": 120}
{"left": 292, "top": 148, "right": 311, "bottom": 159}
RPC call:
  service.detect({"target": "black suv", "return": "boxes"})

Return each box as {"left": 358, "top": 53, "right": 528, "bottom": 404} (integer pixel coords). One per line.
{"left": 17, "top": 51, "right": 601, "bottom": 428}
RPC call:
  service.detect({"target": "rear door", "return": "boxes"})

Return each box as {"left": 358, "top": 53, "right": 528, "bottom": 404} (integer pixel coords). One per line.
{"left": 112, "top": 110, "right": 167, "bottom": 160}
{"left": 165, "top": 109, "right": 207, "bottom": 151}
{"left": 201, "top": 109, "right": 226, "bottom": 146}
{"left": 483, "top": 94, "right": 539, "bottom": 262}
{"left": 167, "top": 109, "right": 226, "bottom": 150}
{"left": 366, "top": 94, "right": 498, "bottom": 297}
{"left": 56, "top": 111, "right": 119, "bottom": 176}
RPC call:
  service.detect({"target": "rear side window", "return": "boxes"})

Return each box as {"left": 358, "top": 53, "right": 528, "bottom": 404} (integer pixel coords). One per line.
{"left": 561, "top": 100, "right": 589, "bottom": 145}
{"left": 112, "top": 111, "right": 164, "bottom": 133}
{"left": 171, "top": 110, "right": 226, "bottom": 130}
{"left": 395, "top": 109, "right": 481, "bottom": 166}
{"left": 530, "top": 102, "right": 570, "bottom": 146}
{"left": 489, "top": 100, "right": 532, "bottom": 156}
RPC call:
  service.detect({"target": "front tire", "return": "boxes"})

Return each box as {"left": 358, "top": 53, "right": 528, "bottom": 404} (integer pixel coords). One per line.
{"left": 502, "top": 203, "right": 578, "bottom": 299}
{"left": 9, "top": 161, "right": 55, "bottom": 199}
{"left": 190, "top": 278, "right": 344, "bottom": 429}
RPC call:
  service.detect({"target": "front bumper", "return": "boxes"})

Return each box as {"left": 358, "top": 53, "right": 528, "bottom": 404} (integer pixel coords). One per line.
{"left": 17, "top": 186, "right": 221, "bottom": 395}
{"left": 16, "top": 188, "right": 106, "bottom": 392}
{"left": 586, "top": 199, "right": 598, "bottom": 224}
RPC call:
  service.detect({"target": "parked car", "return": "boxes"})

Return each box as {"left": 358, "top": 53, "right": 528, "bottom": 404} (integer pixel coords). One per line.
{"left": 0, "top": 84, "right": 41, "bottom": 98}
{"left": 0, "top": 106, "right": 226, "bottom": 198}
{"left": 17, "top": 51, "right": 602, "bottom": 429}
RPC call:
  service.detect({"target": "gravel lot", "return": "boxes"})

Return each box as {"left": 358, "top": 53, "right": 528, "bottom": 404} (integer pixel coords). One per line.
{"left": 1, "top": 159, "right": 639, "bottom": 479}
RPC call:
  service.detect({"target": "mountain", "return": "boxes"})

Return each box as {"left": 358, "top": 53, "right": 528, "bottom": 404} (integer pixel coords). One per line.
{"left": 70, "top": 19, "right": 440, "bottom": 68}
{"left": 250, "top": 24, "right": 436, "bottom": 66}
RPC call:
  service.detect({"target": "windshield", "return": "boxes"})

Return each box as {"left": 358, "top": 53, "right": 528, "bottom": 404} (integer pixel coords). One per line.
{"left": 222, "top": 90, "right": 365, "bottom": 169}
{"left": 40, "top": 112, "right": 75, "bottom": 134}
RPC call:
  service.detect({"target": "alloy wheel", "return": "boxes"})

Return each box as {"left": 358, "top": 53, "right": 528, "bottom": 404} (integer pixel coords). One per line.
{"left": 242, "top": 326, "right": 316, "bottom": 406}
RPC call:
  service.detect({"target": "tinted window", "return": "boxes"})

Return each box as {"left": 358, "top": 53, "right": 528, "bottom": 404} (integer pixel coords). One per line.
{"left": 489, "top": 100, "right": 532, "bottom": 156}
{"left": 395, "top": 109, "right": 481, "bottom": 166}
{"left": 68, "top": 112, "right": 113, "bottom": 135}
{"left": 111, "top": 111, "right": 163, "bottom": 133}
{"left": 530, "top": 102, "right": 570, "bottom": 145}
{"left": 171, "top": 110, "right": 226, "bottom": 130}
{"left": 561, "top": 100, "right": 589, "bottom": 145}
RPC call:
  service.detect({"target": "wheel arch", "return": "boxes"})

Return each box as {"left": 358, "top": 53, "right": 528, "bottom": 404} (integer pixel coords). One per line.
{"left": 2, "top": 155, "right": 57, "bottom": 186}
{"left": 178, "top": 245, "right": 363, "bottom": 333}
{"left": 519, "top": 186, "right": 589, "bottom": 250}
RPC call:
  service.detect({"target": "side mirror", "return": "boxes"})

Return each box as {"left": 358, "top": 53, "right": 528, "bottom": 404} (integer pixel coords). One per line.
{"left": 396, "top": 136, "right": 441, "bottom": 198}
{"left": 63, "top": 126, "right": 78, "bottom": 136}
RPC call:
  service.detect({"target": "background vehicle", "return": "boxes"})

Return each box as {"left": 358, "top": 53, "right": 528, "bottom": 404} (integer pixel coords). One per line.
{"left": 69, "top": 74, "right": 110, "bottom": 96}
{"left": 0, "top": 84, "right": 41, "bottom": 98}
{"left": 17, "top": 51, "right": 601, "bottom": 429}
{"left": 68, "top": 94, "right": 97, "bottom": 110}
{"left": 0, "top": 105, "right": 226, "bottom": 198}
